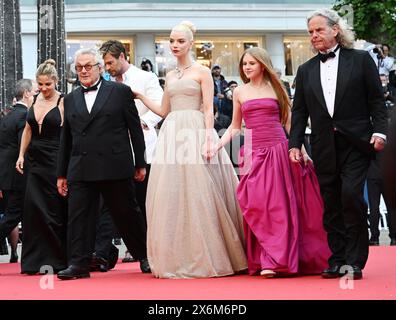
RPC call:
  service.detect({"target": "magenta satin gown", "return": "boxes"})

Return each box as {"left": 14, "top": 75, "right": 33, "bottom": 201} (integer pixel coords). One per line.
{"left": 237, "top": 98, "right": 331, "bottom": 275}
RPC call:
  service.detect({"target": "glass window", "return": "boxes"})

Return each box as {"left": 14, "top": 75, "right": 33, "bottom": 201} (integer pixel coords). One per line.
{"left": 155, "top": 36, "right": 262, "bottom": 82}
{"left": 284, "top": 36, "right": 314, "bottom": 76}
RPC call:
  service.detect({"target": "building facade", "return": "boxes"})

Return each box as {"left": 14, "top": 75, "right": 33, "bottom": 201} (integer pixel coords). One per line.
{"left": 20, "top": 0, "right": 334, "bottom": 83}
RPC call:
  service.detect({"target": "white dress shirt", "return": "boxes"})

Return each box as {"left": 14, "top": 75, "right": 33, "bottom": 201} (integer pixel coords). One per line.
{"left": 81, "top": 78, "right": 102, "bottom": 113}
{"left": 111, "top": 65, "right": 163, "bottom": 163}
{"left": 16, "top": 101, "right": 28, "bottom": 108}
{"left": 320, "top": 44, "right": 339, "bottom": 118}
{"left": 320, "top": 45, "right": 386, "bottom": 141}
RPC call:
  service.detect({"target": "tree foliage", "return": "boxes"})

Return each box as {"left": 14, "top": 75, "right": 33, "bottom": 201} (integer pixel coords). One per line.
{"left": 334, "top": 0, "right": 396, "bottom": 49}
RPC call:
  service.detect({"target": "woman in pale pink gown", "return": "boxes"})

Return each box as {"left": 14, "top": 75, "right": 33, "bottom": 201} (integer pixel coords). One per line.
{"left": 134, "top": 21, "right": 247, "bottom": 279}
{"left": 215, "top": 47, "right": 331, "bottom": 277}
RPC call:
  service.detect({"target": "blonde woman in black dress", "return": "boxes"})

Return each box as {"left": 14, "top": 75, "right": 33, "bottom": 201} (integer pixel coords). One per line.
{"left": 16, "top": 59, "right": 67, "bottom": 275}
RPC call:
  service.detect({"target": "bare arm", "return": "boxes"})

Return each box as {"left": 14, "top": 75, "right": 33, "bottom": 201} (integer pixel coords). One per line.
{"left": 16, "top": 122, "right": 32, "bottom": 174}
{"left": 285, "top": 106, "right": 311, "bottom": 163}
{"left": 199, "top": 67, "right": 218, "bottom": 159}
{"left": 134, "top": 89, "right": 170, "bottom": 118}
{"left": 284, "top": 106, "right": 291, "bottom": 136}
{"left": 217, "top": 86, "right": 243, "bottom": 150}
{"left": 200, "top": 67, "right": 215, "bottom": 133}
{"left": 140, "top": 73, "right": 163, "bottom": 128}
{"left": 134, "top": 74, "right": 171, "bottom": 118}
{"left": 58, "top": 96, "right": 65, "bottom": 126}
{"left": 286, "top": 106, "right": 311, "bottom": 163}
{"left": 56, "top": 96, "right": 69, "bottom": 197}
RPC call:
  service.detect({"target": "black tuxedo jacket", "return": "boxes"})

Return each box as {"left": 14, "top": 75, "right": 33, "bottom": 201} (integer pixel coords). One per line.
{"left": 289, "top": 48, "right": 388, "bottom": 175}
{"left": 383, "top": 108, "right": 396, "bottom": 211}
{"left": 0, "top": 104, "right": 27, "bottom": 190}
{"left": 57, "top": 80, "right": 146, "bottom": 182}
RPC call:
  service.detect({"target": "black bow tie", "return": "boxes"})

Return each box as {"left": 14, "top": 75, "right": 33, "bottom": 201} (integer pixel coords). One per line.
{"left": 81, "top": 78, "right": 102, "bottom": 93}
{"left": 318, "top": 45, "right": 340, "bottom": 63}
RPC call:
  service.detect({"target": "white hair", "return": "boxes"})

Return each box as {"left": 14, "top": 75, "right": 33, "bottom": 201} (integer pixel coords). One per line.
{"left": 74, "top": 47, "right": 104, "bottom": 66}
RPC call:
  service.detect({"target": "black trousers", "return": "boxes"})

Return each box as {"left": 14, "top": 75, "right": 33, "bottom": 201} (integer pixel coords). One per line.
{"left": 94, "top": 199, "right": 117, "bottom": 259}
{"left": 93, "top": 165, "right": 150, "bottom": 259}
{"left": 317, "top": 133, "right": 370, "bottom": 269}
{"left": 135, "top": 164, "right": 150, "bottom": 225}
{"left": 367, "top": 178, "right": 396, "bottom": 239}
{"left": 0, "top": 189, "right": 24, "bottom": 241}
{"left": 67, "top": 178, "right": 147, "bottom": 267}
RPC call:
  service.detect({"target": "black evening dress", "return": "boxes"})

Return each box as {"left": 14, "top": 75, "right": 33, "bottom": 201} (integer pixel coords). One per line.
{"left": 21, "top": 94, "right": 67, "bottom": 274}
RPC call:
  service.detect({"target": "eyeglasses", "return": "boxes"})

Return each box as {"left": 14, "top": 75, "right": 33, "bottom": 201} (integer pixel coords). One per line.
{"left": 75, "top": 63, "right": 99, "bottom": 72}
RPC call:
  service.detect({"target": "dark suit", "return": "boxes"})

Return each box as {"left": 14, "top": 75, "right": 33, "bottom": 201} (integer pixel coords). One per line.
{"left": 367, "top": 151, "right": 396, "bottom": 239}
{"left": 383, "top": 108, "right": 396, "bottom": 235}
{"left": 58, "top": 79, "right": 147, "bottom": 268}
{"left": 0, "top": 103, "right": 27, "bottom": 241}
{"left": 289, "top": 48, "right": 388, "bottom": 269}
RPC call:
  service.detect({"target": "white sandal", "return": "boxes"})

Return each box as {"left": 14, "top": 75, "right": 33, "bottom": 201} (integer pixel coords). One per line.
{"left": 260, "top": 269, "right": 276, "bottom": 278}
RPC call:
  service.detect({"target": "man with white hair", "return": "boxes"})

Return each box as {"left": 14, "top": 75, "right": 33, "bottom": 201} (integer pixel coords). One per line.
{"left": 289, "top": 9, "right": 388, "bottom": 280}
{"left": 56, "top": 48, "right": 150, "bottom": 280}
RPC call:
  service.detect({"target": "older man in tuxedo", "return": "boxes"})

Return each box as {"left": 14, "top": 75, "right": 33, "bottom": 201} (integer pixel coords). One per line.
{"left": 57, "top": 48, "right": 149, "bottom": 280}
{"left": 289, "top": 9, "right": 388, "bottom": 280}
{"left": 0, "top": 79, "right": 37, "bottom": 263}
{"left": 88, "top": 40, "right": 163, "bottom": 267}
{"left": 100, "top": 40, "right": 162, "bottom": 212}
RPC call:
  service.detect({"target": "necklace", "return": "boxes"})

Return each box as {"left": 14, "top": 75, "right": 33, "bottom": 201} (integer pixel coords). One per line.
{"left": 175, "top": 64, "right": 193, "bottom": 79}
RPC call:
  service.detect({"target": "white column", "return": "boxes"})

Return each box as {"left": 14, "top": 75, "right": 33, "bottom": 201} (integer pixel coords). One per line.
{"left": 134, "top": 33, "right": 156, "bottom": 72}
{"left": 21, "top": 34, "right": 37, "bottom": 79}
{"left": 265, "top": 33, "right": 285, "bottom": 75}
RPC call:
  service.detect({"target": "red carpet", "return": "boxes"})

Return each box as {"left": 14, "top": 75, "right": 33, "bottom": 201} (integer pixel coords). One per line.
{"left": 0, "top": 246, "right": 395, "bottom": 300}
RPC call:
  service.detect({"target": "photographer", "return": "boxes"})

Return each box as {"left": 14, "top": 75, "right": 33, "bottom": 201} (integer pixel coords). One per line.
{"left": 220, "top": 80, "right": 238, "bottom": 120}
{"left": 380, "top": 74, "right": 395, "bottom": 117}
{"left": 370, "top": 44, "right": 394, "bottom": 76}
{"left": 212, "top": 64, "right": 228, "bottom": 111}
{"left": 140, "top": 58, "right": 154, "bottom": 73}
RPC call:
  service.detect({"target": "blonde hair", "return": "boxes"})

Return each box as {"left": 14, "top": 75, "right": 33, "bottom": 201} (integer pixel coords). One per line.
{"left": 307, "top": 8, "right": 355, "bottom": 51}
{"left": 239, "top": 47, "right": 290, "bottom": 125}
{"left": 171, "top": 20, "right": 196, "bottom": 41}
{"left": 35, "top": 59, "right": 59, "bottom": 82}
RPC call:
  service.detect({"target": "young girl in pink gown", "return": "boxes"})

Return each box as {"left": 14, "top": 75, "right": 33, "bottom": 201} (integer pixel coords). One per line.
{"left": 216, "top": 47, "right": 331, "bottom": 277}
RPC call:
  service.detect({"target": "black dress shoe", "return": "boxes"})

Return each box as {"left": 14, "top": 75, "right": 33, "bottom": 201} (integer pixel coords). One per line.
{"left": 322, "top": 265, "right": 342, "bottom": 279}
{"left": 90, "top": 254, "right": 109, "bottom": 272}
{"left": 57, "top": 265, "right": 90, "bottom": 280}
{"left": 369, "top": 238, "right": 379, "bottom": 246}
{"left": 139, "top": 258, "right": 151, "bottom": 273}
{"left": 108, "top": 245, "right": 119, "bottom": 270}
{"left": 339, "top": 265, "right": 363, "bottom": 280}
{"left": 9, "top": 250, "right": 18, "bottom": 263}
